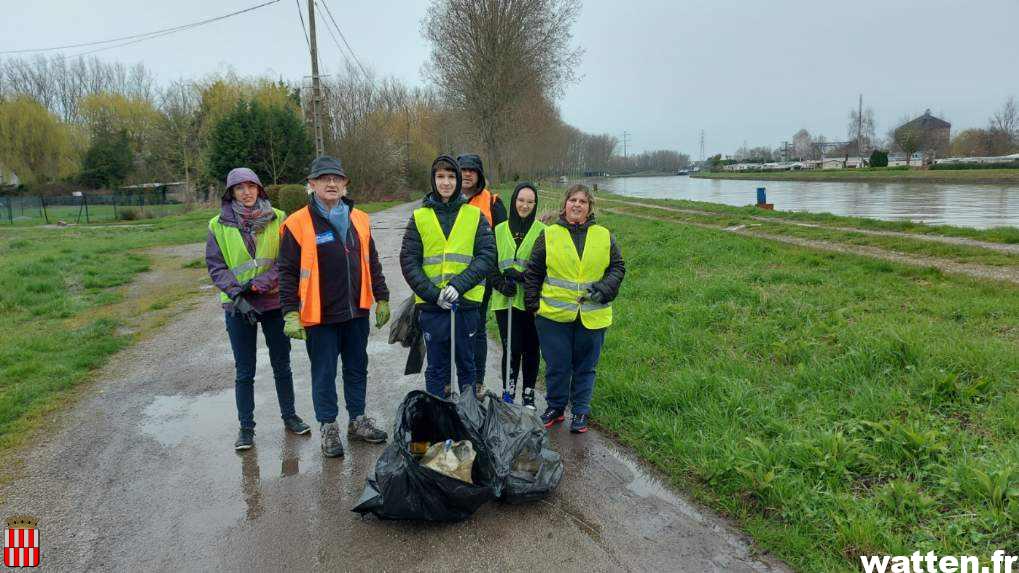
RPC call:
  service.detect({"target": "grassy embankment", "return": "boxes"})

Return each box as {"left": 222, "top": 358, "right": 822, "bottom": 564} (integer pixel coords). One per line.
{"left": 511, "top": 184, "right": 1019, "bottom": 571}
{"left": 0, "top": 200, "right": 398, "bottom": 454}
{"left": 692, "top": 167, "right": 1019, "bottom": 185}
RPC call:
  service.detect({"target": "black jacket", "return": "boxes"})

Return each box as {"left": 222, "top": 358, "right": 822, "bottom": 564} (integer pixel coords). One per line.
{"left": 523, "top": 214, "right": 625, "bottom": 313}
{"left": 400, "top": 156, "right": 497, "bottom": 311}
{"left": 278, "top": 195, "right": 389, "bottom": 324}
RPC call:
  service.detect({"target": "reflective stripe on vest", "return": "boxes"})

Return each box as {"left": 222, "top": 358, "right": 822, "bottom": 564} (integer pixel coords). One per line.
{"left": 280, "top": 206, "right": 375, "bottom": 326}
{"left": 413, "top": 204, "right": 485, "bottom": 304}
{"left": 490, "top": 220, "right": 545, "bottom": 311}
{"left": 467, "top": 188, "right": 498, "bottom": 227}
{"left": 209, "top": 209, "right": 284, "bottom": 303}
{"left": 538, "top": 224, "right": 613, "bottom": 329}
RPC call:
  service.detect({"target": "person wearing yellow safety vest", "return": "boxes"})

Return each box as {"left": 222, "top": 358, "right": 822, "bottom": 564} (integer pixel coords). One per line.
{"left": 205, "top": 167, "right": 311, "bottom": 451}
{"left": 399, "top": 155, "right": 496, "bottom": 398}
{"left": 457, "top": 154, "right": 506, "bottom": 394}
{"left": 523, "top": 185, "right": 625, "bottom": 434}
{"left": 278, "top": 156, "right": 391, "bottom": 459}
{"left": 489, "top": 182, "right": 544, "bottom": 410}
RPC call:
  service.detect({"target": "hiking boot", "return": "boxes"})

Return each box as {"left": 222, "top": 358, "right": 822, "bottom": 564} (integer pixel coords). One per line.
{"left": 522, "top": 388, "right": 536, "bottom": 410}
{"left": 348, "top": 415, "right": 388, "bottom": 444}
{"left": 320, "top": 422, "right": 344, "bottom": 457}
{"left": 283, "top": 415, "right": 311, "bottom": 435}
{"left": 234, "top": 428, "right": 255, "bottom": 451}
{"left": 540, "top": 407, "right": 565, "bottom": 429}
{"left": 570, "top": 413, "right": 589, "bottom": 434}
{"left": 502, "top": 390, "right": 514, "bottom": 404}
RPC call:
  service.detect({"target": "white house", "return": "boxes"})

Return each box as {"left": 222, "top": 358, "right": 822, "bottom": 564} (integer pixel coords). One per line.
{"left": 0, "top": 164, "right": 20, "bottom": 186}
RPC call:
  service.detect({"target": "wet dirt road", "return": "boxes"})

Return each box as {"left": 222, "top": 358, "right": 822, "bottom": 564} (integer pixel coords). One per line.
{"left": 0, "top": 202, "right": 788, "bottom": 572}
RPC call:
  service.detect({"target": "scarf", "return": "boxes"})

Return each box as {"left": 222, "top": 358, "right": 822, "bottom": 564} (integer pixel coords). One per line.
{"left": 231, "top": 197, "right": 275, "bottom": 235}
{"left": 312, "top": 195, "right": 350, "bottom": 245}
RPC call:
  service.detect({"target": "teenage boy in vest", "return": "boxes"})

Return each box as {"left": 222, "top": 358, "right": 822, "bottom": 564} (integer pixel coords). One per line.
{"left": 400, "top": 155, "right": 496, "bottom": 398}
{"left": 278, "top": 156, "right": 391, "bottom": 458}
{"left": 456, "top": 154, "right": 506, "bottom": 394}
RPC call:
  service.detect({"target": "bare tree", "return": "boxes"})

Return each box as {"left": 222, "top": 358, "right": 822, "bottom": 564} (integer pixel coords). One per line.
{"left": 422, "top": 0, "right": 583, "bottom": 181}
{"left": 989, "top": 96, "right": 1017, "bottom": 153}
{"left": 847, "top": 106, "right": 876, "bottom": 156}
{"left": 792, "top": 129, "right": 813, "bottom": 160}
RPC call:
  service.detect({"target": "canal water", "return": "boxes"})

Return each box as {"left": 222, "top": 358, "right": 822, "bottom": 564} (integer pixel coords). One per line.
{"left": 592, "top": 176, "right": 1019, "bottom": 229}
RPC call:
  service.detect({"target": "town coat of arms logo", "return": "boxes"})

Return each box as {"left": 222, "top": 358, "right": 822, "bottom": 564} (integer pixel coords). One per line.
{"left": 3, "top": 515, "right": 39, "bottom": 568}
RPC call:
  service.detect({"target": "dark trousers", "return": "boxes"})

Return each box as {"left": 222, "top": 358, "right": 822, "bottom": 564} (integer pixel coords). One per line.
{"left": 494, "top": 308, "right": 540, "bottom": 396}
{"left": 304, "top": 317, "right": 370, "bottom": 424}
{"left": 418, "top": 307, "right": 480, "bottom": 397}
{"left": 224, "top": 309, "right": 296, "bottom": 429}
{"left": 473, "top": 285, "right": 492, "bottom": 386}
{"left": 535, "top": 316, "right": 606, "bottom": 416}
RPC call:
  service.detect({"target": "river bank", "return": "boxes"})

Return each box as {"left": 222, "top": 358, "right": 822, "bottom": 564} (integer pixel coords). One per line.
{"left": 692, "top": 168, "right": 1019, "bottom": 185}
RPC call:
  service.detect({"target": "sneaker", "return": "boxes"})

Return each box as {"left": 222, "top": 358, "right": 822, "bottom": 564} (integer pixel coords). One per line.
{"left": 522, "top": 388, "right": 536, "bottom": 410}
{"left": 502, "top": 390, "right": 514, "bottom": 404}
{"left": 570, "top": 413, "right": 589, "bottom": 434}
{"left": 283, "top": 415, "right": 311, "bottom": 435}
{"left": 234, "top": 428, "right": 255, "bottom": 450}
{"left": 540, "top": 407, "right": 565, "bottom": 429}
{"left": 320, "top": 422, "right": 344, "bottom": 457}
{"left": 348, "top": 415, "right": 388, "bottom": 444}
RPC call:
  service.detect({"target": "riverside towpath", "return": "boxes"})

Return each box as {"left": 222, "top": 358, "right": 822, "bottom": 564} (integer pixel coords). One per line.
{"left": 0, "top": 201, "right": 788, "bottom": 572}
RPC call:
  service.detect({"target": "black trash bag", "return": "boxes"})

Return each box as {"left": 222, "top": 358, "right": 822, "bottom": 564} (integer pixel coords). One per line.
{"left": 353, "top": 390, "right": 564, "bottom": 521}
{"left": 352, "top": 390, "right": 494, "bottom": 522}
{"left": 470, "top": 393, "right": 564, "bottom": 504}
{"left": 387, "top": 294, "right": 425, "bottom": 375}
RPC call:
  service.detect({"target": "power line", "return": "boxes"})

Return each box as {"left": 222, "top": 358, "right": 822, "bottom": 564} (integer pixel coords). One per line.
{"left": 0, "top": 0, "right": 281, "bottom": 55}
{"left": 314, "top": 1, "right": 354, "bottom": 70}
{"left": 317, "top": 0, "right": 369, "bottom": 77}
{"left": 295, "top": 0, "right": 310, "bottom": 48}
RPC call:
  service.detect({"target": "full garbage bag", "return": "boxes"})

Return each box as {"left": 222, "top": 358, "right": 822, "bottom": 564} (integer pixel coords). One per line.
{"left": 353, "top": 390, "right": 564, "bottom": 521}
{"left": 388, "top": 294, "right": 425, "bottom": 375}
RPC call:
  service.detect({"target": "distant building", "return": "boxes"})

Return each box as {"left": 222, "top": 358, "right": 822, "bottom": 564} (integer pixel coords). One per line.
{"left": 895, "top": 109, "right": 951, "bottom": 160}
{"left": 0, "top": 164, "right": 20, "bottom": 187}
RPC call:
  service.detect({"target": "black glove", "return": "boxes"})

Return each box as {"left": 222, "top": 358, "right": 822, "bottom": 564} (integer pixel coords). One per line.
{"left": 504, "top": 268, "right": 524, "bottom": 282}
{"left": 233, "top": 295, "right": 261, "bottom": 326}
{"left": 584, "top": 286, "right": 606, "bottom": 305}
{"left": 498, "top": 276, "right": 517, "bottom": 297}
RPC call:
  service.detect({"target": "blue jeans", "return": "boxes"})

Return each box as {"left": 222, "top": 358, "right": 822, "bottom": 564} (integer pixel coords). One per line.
{"left": 535, "top": 316, "right": 606, "bottom": 416}
{"left": 304, "top": 317, "right": 370, "bottom": 423}
{"left": 418, "top": 307, "right": 480, "bottom": 397}
{"left": 224, "top": 309, "right": 296, "bottom": 429}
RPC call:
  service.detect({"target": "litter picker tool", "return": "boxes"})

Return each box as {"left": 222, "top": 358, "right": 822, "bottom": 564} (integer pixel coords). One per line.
{"left": 450, "top": 301, "right": 460, "bottom": 399}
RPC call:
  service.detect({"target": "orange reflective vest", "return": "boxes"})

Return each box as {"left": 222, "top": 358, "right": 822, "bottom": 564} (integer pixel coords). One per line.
{"left": 281, "top": 206, "right": 374, "bottom": 326}
{"left": 467, "top": 188, "right": 499, "bottom": 227}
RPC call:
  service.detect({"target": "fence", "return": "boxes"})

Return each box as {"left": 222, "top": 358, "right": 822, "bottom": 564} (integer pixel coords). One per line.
{"left": 0, "top": 189, "right": 186, "bottom": 226}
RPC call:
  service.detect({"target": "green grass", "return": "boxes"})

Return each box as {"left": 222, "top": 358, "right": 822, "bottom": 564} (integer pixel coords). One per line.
{"left": 693, "top": 168, "right": 1019, "bottom": 185}
{"left": 0, "top": 203, "right": 191, "bottom": 227}
{"left": 603, "top": 202, "right": 1019, "bottom": 269}
{"left": 591, "top": 211, "right": 1019, "bottom": 571}
{"left": 0, "top": 200, "right": 399, "bottom": 452}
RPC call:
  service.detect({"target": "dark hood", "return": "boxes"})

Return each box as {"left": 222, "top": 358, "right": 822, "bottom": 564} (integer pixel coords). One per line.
{"left": 508, "top": 181, "right": 538, "bottom": 237}
{"left": 456, "top": 153, "right": 486, "bottom": 196}
{"left": 426, "top": 154, "right": 464, "bottom": 207}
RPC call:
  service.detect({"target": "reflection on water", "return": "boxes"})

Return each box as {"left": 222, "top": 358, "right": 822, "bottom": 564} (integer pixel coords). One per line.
{"left": 596, "top": 176, "right": 1019, "bottom": 229}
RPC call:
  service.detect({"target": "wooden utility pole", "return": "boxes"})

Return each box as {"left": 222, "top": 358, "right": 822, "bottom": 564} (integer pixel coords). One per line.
{"left": 308, "top": 0, "right": 325, "bottom": 155}
{"left": 857, "top": 94, "right": 864, "bottom": 161}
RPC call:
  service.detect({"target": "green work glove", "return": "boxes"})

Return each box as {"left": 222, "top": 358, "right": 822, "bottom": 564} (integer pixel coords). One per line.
{"left": 375, "top": 300, "right": 390, "bottom": 329}
{"left": 283, "top": 311, "right": 306, "bottom": 340}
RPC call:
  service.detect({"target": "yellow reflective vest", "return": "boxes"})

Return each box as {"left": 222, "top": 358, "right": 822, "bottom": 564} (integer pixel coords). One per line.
{"left": 209, "top": 208, "right": 285, "bottom": 303}
{"left": 538, "top": 224, "right": 613, "bottom": 329}
{"left": 491, "top": 220, "right": 544, "bottom": 311}
{"left": 413, "top": 204, "right": 485, "bottom": 304}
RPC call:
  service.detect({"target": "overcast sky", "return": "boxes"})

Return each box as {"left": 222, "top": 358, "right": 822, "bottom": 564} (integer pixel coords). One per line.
{"left": 4, "top": 0, "right": 1019, "bottom": 157}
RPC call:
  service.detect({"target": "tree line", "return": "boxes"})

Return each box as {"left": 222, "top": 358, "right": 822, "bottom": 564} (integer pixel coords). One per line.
{"left": 0, "top": 0, "right": 690, "bottom": 201}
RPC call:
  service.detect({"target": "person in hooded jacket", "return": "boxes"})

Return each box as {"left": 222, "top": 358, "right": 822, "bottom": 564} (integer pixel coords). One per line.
{"left": 278, "top": 156, "right": 391, "bottom": 458}
{"left": 206, "top": 167, "right": 311, "bottom": 451}
{"left": 457, "top": 153, "right": 506, "bottom": 394}
{"left": 489, "top": 182, "right": 544, "bottom": 409}
{"left": 400, "top": 155, "right": 496, "bottom": 398}
{"left": 523, "top": 184, "right": 625, "bottom": 434}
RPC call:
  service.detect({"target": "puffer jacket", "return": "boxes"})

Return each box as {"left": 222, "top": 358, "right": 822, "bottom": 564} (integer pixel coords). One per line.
{"left": 523, "top": 214, "right": 625, "bottom": 314}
